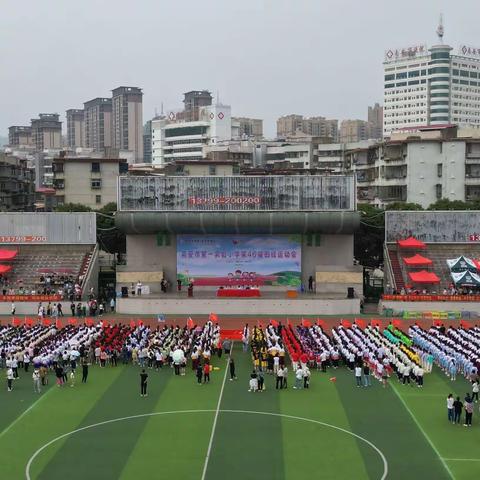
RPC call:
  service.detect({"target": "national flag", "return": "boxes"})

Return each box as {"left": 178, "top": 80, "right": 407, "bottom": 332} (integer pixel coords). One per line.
{"left": 460, "top": 320, "right": 472, "bottom": 328}
{"left": 101, "top": 320, "right": 109, "bottom": 328}
{"left": 301, "top": 318, "right": 312, "bottom": 328}
{"left": 42, "top": 318, "right": 51, "bottom": 326}
{"left": 25, "top": 317, "right": 34, "bottom": 327}
{"left": 187, "top": 317, "right": 195, "bottom": 329}
{"left": 433, "top": 319, "right": 443, "bottom": 327}
{"left": 137, "top": 319, "right": 144, "bottom": 327}
{"left": 287, "top": 318, "right": 292, "bottom": 327}
{"left": 270, "top": 319, "right": 279, "bottom": 327}
{"left": 68, "top": 317, "right": 77, "bottom": 326}
{"left": 129, "top": 319, "right": 136, "bottom": 328}
{"left": 341, "top": 319, "right": 352, "bottom": 328}
{"left": 371, "top": 319, "right": 382, "bottom": 327}
{"left": 85, "top": 317, "right": 94, "bottom": 327}
{"left": 355, "top": 318, "right": 366, "bottom": 329}
{"left": 392, "top": 318, "right": 402, "bottom": 328}
{"left": 316, "top": 318, "right": 326, "bottom": 328}
{"left": 12, "top": 317, "right": 21, "bottom": 326}
{"left": 209, "top": 312, "right": 218, "bottom": 322}
{"left": 55, "top": 319, "right": 63, "bottom": 329}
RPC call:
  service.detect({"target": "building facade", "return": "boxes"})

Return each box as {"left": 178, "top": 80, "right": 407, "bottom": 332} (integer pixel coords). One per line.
{"left": 232, "top": 117, "right": 263, "bottom": 139}
{"left": 66, "top": 109, "right": 85, "bottom": 149}
{"left": 348, "top": 125, "right": 480, "bottom": 208}
{"left": 8, "top": 126, "right": 32, "bottom": 147}
{"left": 368, "top": 103, "right": 383, "bottom": 139}
{"left": 152, "top": 104, "right": 233, "bottom": 166}
{"left": 143, "top": 120, "right": 152, "bottom": 163}
{"left": 112, "top": 86, "right": 143, "bottom": 163}
{"left": 84, "top": 98, "right": 113, "bottom": 152}
{"left": 339, "top": 120, "right": 373, "bottom": 143}
{"left": 0, "top": 152, "right": 35, "bottom": 211}
{"left": 383, "top": 39, "right": 480, "bottom": 137}
{"left": 52, "top": 156, "right": 128, "bottom": 209}
{"left": 277, "top": 114, "right": 338, "bottom": 141}
{"left": 30, "top": 114, "right": 62, "bottom": 152}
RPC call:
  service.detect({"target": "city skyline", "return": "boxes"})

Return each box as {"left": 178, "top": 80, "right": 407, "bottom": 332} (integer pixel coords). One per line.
{"left": 1, "top": 0, "right": 478, "bottom": 138}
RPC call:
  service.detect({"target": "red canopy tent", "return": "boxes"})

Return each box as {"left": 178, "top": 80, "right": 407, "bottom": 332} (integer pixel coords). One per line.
{"left": 403, "top": 254, "right": 433, "bottom": 266}
{"left": 0, "top": 250, "right": 18, "bottom": 260}
{"left": 397, "top": 237, "right": 426, "bottom": 248}
{"left": 408, "top": 270, "right": 440, "bottom": 284}
{"left": 0, "top": 265, "right": 12, "bottom": 274}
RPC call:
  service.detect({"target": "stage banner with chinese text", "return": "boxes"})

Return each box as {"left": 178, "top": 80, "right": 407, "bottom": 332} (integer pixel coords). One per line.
{"left": 177, "top": 235, "right": 301, "bottom": 287}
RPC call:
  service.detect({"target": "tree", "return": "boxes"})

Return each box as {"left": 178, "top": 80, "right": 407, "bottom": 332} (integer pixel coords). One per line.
{"left": 427, "top": 198, "right": 473, "bottom": 210}
{"left": 354, "top": 204, "right": 385, "bottom": 267}
{"left": 385, "top": 202, "right": 423, "bottom": 211}
{"left": 55, "top": 203, "right": 92, "bottom": 212}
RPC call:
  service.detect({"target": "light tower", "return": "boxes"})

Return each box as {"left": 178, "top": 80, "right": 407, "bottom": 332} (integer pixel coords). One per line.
{"left": 436, "top": 14, "right": 444, "bottom": 43}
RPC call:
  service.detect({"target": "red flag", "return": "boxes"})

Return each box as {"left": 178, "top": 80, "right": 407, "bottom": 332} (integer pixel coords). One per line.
{"left": 42, "top": 317, "right": 51, "bottom": 326}
{"left": 392, "top": 318, "right": 402, "bottom": 328}
{"left": 460, "top": 320, "right": 472, "bottom": 329}
{"left": 137, "top": 319, "right": 144, "bottom": 327}
{"left": 270, "top": 319, "right": 279, "bottom": 327}
{"left": 187, "top": 317, "right": 195, "bottom": 329}
{"left": 355, "top": 318, "right": 366, "bottom": 329}
{"left": 68, "top": 317, "right": 77, "bottom": 326}
{"left": 25, "top": 317, "right": 34, "bottom": 327}
{"left": 433, "top": 320, "right": 443, "bottom": 327}
{"left": 371, "top": 319, "right": 382, "bottom": 328}
{"left": 102, "top": 320, "right": 109, "bottom": 328}
{"left": 209, "top": 312, "right": 218, "bottom": 323}
{"left": 341, "top": 319, "right": 352, "bottom": 328}
{"left": 287, "top": 318, "right": 292, "bottom": 327}
{"left": 301, "top": 318, "right": 312, "bottom": 328}
{"left": 85, "top": 317, "right": 94, "bottom": 327}
{"left": 316, "top": 318, "right": 326, "bottom": 328}
{"left": 55, "top": 319, "right": 63, "bottom": 329}
{"left": 129, "top": 319, "right": 136, "bottom": 328}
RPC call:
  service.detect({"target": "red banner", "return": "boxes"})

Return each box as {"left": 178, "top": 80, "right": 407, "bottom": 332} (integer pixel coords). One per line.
{"left": 0, "top": 295, "right": 61, "bottom": 302}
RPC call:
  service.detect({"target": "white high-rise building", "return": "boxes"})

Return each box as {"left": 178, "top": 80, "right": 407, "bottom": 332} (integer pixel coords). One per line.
{"left": 383, "top": 22, "right": 480, "bottom": 137}
{"left": 151, "top": 104, "right": 232, "bottom": 166}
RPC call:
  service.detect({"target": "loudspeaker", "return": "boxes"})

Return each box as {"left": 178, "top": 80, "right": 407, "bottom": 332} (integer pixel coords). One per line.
{"left": 121, "top": 286, "right": 128, "bottom": 298}
{"left": 347, "top": 287, "right": 355, "bottom": 299}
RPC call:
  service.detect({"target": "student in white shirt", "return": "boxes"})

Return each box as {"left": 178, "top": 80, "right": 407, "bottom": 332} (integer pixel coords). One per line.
{"left": 447, "top": 394, "right": 455, "bottom": 423}
{"left": 355, "top": 365, "right": 362, "bottom": 387}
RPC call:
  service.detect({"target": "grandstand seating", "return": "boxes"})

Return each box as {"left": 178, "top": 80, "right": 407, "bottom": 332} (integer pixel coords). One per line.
{"left": 387, "top": 243, "right": 480, "bottom": 291}
{"left": 1, "top": 245, "right": 94, "bottom": 292}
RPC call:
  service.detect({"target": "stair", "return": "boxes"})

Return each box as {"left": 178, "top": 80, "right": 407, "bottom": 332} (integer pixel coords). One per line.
{"left": 388, "top": 249, "right": 405, "bottom": 291}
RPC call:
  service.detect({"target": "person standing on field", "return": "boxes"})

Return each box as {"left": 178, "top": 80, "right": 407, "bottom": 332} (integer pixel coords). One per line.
{"left": 81, "top": 357, "right": 89, "bottom": 383}
{"left": 32, "top": 369, "right": 41, "bottom": 393}
{"left": 6, "top": 367, "right": 14, "bottom": 392}
{"left": 140, "top": 369, "right": 148, "bottom": 397}
{"left": 229, "top": 357, "right": 237, "bottom": 381}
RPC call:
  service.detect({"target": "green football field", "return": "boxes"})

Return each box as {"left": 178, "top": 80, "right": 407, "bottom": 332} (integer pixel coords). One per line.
{"left": 0, "top": 344, "right": 479, "bottom": 480}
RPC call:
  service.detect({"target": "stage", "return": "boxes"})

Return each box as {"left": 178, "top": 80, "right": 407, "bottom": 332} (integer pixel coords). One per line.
{"left": 115, "top": 290, "right": 361, "bottom": 315}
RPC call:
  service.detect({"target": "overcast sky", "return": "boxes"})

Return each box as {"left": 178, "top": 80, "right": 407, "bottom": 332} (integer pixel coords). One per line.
{"left": 1, "top": 0, "right": 478, "bottom": 138}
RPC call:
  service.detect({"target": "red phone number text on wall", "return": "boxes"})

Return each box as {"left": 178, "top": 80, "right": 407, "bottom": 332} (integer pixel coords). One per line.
{"left": 188, "top": 196, "right": 261, "bottom": 206}
{"left": 0, "top": 236, "right": 47, "bottom": 243}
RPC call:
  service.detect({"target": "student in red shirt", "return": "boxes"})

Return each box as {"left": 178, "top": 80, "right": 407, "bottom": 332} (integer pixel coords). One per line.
{"left": 203, "top": 362, "right": 210, "bottom": 383}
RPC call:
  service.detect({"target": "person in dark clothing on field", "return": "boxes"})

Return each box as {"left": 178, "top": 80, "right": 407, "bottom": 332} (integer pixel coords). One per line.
{"left": 81, "top": 358, "right": 89, "bottom": 383}
{"left": 140, "top": 369, "right": 148, "bottom": 397}
{"left": 229, "top": 357, "right": 237, "bottom": 381}
{"left": 196, "top": 364, "right": 203, "bottom": 384}
{"left": 453, "top": 396, "right": 463, "bottom": 424}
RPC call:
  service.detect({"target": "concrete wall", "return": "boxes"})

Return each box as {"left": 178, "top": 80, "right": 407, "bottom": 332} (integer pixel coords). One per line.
{"left": 117, "top": 234, "right": 175, "bottom": 293}
{"left": 116, "top": 297, "right": 360, "bottom": 315}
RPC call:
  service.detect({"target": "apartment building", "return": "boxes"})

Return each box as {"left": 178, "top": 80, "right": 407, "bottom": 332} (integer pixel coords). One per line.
{"left": 0, "top": 152, "right": 35, "bottom": 211}
{"left": 84, "top": 98, "right": 113, "bottom": 151}
{"left": 66, "top": 109, "right": 85, "bottom": 149}
{"left": 277, "top": 114, "right": 338, "bottom": 141}
{"left": 8, "top": 126, "right": 32, "bottom": 147}
{"left": 30, "top": 114, "right": 62, "bottom": 152}
{"left": 52, "top": 155, "right": 128, "bottom": 208}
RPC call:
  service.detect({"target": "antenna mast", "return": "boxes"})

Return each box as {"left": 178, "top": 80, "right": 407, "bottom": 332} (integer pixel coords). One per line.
{"left": 436, "top": 14, "right": 444, "bottom": 44}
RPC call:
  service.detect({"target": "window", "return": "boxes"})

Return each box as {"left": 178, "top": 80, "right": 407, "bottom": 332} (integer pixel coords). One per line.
{"left": 91, "top": 179, "right": 102, "bottom": 189}
{"left": 431, "top": 51, "right": 450, "bottom": 60}
{"left": 385, "top": 74, "right": 395, "bottom": 81}
{"left": 209, "top": 165, "right": 217, "bottom": 175}
{"left": 53, "top": 163, "right": 64, "bottom": 173}
{"left": 437, "top": 164, "right": 443, "bottom": 177}
{"left": 53, "top": 179, "right": 64, "bottom": 190}
{"left": 429, "top": 67, "right": 450, "bottom": 74}
{"left": 95, "top": 195, "right": 102, "bottom": 204}
{"left": 396, "top": 72, "right": 408, "bottom": 79}
{"left": 91, "top": 162, "right": 100, "bottom": 173}
{"left": 435, "top": 184, "right": 442, "bottom": 199}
